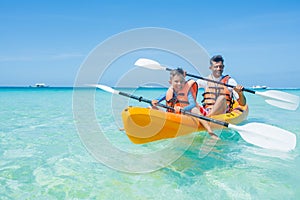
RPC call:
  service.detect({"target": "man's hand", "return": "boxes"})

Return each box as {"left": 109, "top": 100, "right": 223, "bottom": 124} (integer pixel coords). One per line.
{"left": 234, "top": 84, "right": 244, "bottom": 93}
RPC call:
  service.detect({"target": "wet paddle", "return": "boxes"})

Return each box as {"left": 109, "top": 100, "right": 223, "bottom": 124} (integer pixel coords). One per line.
{"left": 94, "top": 84, "right": 297, "bottom": 152}
{"left": 134, "top": 58, "right": 299, "bottom": 111}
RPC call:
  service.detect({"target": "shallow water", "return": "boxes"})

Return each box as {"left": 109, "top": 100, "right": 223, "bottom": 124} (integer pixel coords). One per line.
{"left": 0, "top": 87, "right": 299, "bottom": 199}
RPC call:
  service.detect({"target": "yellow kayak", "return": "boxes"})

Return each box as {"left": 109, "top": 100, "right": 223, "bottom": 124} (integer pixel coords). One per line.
{"left": 121, "top": 101, "right": 248, "bottom": 144}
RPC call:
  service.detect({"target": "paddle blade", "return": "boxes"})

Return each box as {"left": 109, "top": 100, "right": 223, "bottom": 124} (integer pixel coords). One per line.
{"left": 93, "top": 84, "right": 119, "bottom": 94}
{"left": 265, "top": 99, "right": 299, "bottom": 111}
{"left": 256, "top": 90, "right": 299, "bottom": 110}
{"left": 134, "top": 58, "right": 165, "bottom": 70}
{"left": 229, "top": 123, "right": 297, "bottom": 152}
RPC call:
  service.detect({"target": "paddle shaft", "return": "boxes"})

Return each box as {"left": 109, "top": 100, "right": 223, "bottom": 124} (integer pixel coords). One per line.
{"left": 164, "top": 68, "right": 255, "bottom": 94}
{"left": 118, "top": 91, "right": 229, "bottom": 127}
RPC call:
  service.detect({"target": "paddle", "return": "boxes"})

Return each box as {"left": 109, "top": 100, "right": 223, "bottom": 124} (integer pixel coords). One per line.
{"left": 134, "top": 58, "right": 299, "bottom": 111}
{"left": 93, "top": 84, "right": 297, "bottom": 152}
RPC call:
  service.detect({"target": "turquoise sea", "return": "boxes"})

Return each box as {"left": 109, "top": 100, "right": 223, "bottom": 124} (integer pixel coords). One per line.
{"left": 0, "top": 87, "right": 299, "bottom": 199}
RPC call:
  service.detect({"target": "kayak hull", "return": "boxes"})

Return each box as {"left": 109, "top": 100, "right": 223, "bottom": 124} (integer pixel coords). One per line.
{"left": 121, "top": 103, "right": 248, "bottom": 144}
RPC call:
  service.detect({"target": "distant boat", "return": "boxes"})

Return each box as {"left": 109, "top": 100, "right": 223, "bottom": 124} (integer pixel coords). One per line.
{"left": 138, "top": 85, "right": 163, "bottom": 89}
{"left": 138, "top": 83, "right": 164, "bottom": 89}
{"left": 252, "top": 85, "right": 268, "bottom": 89}
{"left": 35, "top": 83, "right": 49, "bottom": 87}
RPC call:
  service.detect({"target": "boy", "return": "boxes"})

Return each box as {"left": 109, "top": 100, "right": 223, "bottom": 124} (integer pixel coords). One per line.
{"left": 152, "top": 68, "right": 218, "bottom": 139}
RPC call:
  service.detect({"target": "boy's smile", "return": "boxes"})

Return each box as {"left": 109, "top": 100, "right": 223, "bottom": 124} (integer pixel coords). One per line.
{"left": 170, "top": 74, "right": 185, "bottom": 92}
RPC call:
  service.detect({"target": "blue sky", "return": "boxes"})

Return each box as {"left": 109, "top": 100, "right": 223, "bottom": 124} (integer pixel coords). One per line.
{"left": 1, "top": 0, "right": 300, "bottom": 88}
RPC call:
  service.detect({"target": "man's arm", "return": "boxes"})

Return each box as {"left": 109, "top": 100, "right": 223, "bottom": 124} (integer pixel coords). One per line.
{"left": 228, "top": 78, "right": 246, "bottom": 106}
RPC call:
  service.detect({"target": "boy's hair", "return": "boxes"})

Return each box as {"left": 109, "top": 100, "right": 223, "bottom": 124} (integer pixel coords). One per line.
{"left": 170, "top": 68, "right": 185, "bottom": 80}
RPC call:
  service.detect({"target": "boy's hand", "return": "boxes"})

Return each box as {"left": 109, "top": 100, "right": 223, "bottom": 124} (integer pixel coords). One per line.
{"left": 151, "top": 99, "right": 158, "bottom": 106}
{"left": 174, "top": 106, "right": 181, "bottom": 114}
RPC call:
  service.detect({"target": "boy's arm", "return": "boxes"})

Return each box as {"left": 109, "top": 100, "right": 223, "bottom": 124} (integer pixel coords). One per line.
{"left": 181, "top": 92, "right": 196, "bottom": 111}
{"left": 155, "top": 93, "right": 166, "bottom": 103}
{"left": 151, "top": 93, "right": 166, "bottom": 106}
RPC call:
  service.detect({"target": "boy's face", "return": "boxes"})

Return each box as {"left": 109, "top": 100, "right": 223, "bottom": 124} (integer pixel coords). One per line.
{"left": 169, "top": 74, "right": 185, "bottom": 92}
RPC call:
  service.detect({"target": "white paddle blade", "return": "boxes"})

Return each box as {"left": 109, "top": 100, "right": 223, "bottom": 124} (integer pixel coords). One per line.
{"left": 256, "top": 90, "right": 299, "bottom": 110}
{"left": 265, "top": 99, "right": 299, "bottom": 111}
{"left": 229, "top": 123, "right": 297, "bottom": 152}
{"left": 94, "top": 84, "right": 119, "bottom": 94}
{"left": 134, "top": 58, "right": 165, "bottom": 70}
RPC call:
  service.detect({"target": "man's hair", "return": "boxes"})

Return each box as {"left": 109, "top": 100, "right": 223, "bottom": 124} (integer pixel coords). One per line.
{"left": 210, "top": 55, "right": 224, "bottom": 65}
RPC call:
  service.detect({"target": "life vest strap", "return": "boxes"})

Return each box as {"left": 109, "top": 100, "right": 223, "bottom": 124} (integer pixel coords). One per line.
{"left": 207, "top": 86, "right": 224, "bottom": 89}
{"left": 177, "top": 100, "right": 189, "bottom": 104}
{"left": 203, "top": 92, "right": 231, "bottom": 96}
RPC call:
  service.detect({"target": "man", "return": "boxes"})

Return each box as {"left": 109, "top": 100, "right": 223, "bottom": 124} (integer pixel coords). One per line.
{"left": 197, "top": 55, "right": 246, "bottom": 117}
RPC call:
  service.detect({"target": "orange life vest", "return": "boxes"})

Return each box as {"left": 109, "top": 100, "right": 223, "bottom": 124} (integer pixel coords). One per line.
{"left": 165, "top": 79, "right": 199, "bottom": 112}
{"left": 202, "top": 75, "right": 234, "bottom": 112}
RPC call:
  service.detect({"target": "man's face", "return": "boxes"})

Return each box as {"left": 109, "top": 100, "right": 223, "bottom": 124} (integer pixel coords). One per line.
{"left": 210, "top": 61, "right": 224, "bottom": 78}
